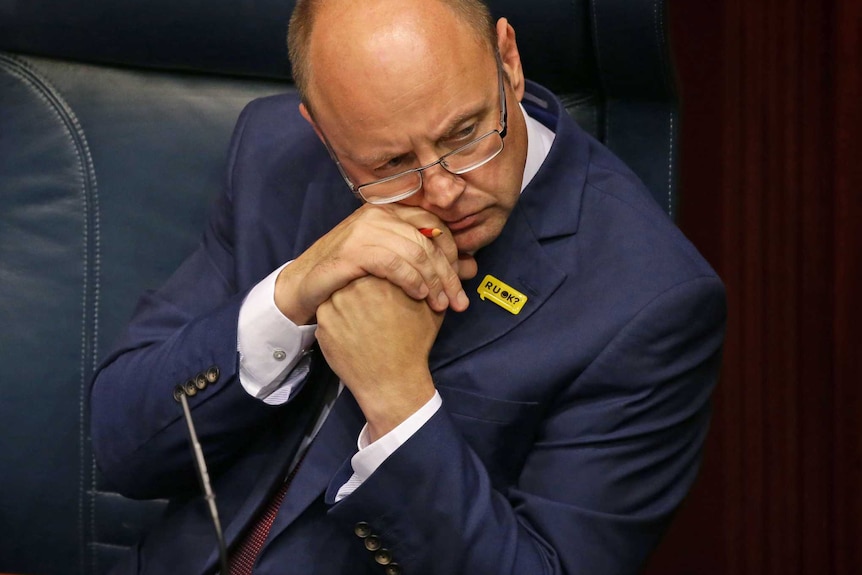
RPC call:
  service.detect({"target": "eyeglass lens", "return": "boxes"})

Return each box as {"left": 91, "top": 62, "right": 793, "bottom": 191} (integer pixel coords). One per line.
{"left": 359, "top": 130, "right": 504, "bottom": 204}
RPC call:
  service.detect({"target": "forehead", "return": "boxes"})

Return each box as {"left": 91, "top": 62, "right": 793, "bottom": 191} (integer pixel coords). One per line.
{"left": 306, "top": 1, "right": 496, "bottom": 147}
{"left": 312, "top": 54, "right": 498, "bottom": 163}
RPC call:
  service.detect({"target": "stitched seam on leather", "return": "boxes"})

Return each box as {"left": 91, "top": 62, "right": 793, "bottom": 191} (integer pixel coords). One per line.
{"left": 0, "top": 53, "right": 101, "bottom": 575}
{"left": 654, "top": 0, "right": 675, "bottom": 217}
{"left": 667, "top": 110, "right": 675, "bottom": 218}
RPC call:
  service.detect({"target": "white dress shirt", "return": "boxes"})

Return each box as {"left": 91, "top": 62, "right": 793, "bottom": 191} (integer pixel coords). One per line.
{"left": 236, "top": 103, "right": 554, "bottom": 499}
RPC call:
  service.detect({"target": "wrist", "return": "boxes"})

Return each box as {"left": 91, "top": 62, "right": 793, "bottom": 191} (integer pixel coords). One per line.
{"left": 274, "top": 263, "right": 316, "bottom": 325}
{"left": 356, "top": 376, "right": 436, "bottom": 443}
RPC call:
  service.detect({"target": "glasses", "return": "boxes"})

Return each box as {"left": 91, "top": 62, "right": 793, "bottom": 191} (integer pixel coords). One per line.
{"left": 321, "top": 55, "right": 508, "bottom": 205}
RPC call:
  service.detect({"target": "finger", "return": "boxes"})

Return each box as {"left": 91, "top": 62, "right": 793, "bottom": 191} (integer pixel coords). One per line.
{"left": 420, "top": 224, "right": 459, "bottom": 268}
{"left": 377, "top": 203, "right": 460, "bottom": 266}
{"left": 395, "top": 230, "right": 465, "bottom": 312}
{"left": 349, "top": 205, "right": 466, "bottom": 310}
{"left": 359, "top": 236, "right": 461, "bottom": 312}
{"left": 360, "top": 244, "right": 433, "bottom": 302}
{"left": 412, "top": 226, "right": 470, "bottom": 311}
{"left": 422, "top": 238, "right": 469, "bottom": 312}
{"left": 349, "top": 216, "right": 451, "bottom": 306}
{"left": 456, "top": 253, "right": 478, "bottom": 280}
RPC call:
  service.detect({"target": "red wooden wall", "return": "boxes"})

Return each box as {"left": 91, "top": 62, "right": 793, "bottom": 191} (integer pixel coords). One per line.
{"left": 644, "top": 0, "right": 862, "bottom": 573}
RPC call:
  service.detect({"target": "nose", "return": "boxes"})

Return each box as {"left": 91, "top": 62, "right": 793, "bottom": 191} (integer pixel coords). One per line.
{"left": 418, "top": 164, "right": 466, "bottom": 210}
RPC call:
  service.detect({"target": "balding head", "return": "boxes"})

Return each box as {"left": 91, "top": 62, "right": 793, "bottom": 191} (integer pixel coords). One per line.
{"left": 287, "top": 0, "right": 528, "bottom": 254}
{"left": 288, "top": 0, "right": 496, "bottom": 110}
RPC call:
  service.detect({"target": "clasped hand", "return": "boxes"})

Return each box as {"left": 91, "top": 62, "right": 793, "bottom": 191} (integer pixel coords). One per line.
{"left": 274, "top": 204, "right": 478, "bottom": 440}
{"left": 274, "top": 203, "right": 476, "bottom": 325}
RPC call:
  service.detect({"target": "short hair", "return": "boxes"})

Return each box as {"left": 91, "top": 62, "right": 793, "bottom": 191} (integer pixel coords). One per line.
{"left": 287, "top": 0, "right": 496, "bottom": 107}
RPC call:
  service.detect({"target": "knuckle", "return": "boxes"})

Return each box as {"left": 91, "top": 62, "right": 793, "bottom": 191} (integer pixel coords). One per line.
{"left": 424, "top": 272, "right": 444, "bottom": 290}
{"left": 381, "top": 252, "right": 406, "bottom": 274}
{"left": 441, "top": 272, "right": 462, "bottom": 296}
{"left": 403, "top": 269, "right": 425, "bottom": 292}
{"left": 373, "top": 253, "right": 424, "bottom": 291}
{"left": 407, "top": 242, "right": 430, "bottom": 265}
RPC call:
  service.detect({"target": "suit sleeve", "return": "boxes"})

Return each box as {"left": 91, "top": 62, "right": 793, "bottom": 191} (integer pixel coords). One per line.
{"left": 90, "top": 101, "right": 293, "bottom": 500}
{"left": 325, "top": 275, "right": 726, "bottom": 575}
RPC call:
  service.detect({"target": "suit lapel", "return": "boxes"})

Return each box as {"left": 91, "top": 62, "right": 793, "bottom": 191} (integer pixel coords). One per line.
{"left": 430, "top": 201, "right": 570, "bottom": 372}
{"left": 267, "top": 387, "right": 364, "bottom": 534}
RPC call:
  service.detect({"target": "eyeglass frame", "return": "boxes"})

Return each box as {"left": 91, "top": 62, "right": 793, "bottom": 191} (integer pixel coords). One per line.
{"left": 317, "top": 52, "right": 508, "bottom": 205}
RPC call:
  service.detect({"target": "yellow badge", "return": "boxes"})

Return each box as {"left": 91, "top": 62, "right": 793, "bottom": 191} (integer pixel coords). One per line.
{"left": 476, "top": 274, "right": 528, "bottom": 315}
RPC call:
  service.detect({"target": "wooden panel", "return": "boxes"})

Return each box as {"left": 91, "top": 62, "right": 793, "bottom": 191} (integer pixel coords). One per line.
{"left": 832, "top": 0, "right": 862, "bottom": 572}
{"left": 645, "top": 0, "right": 861, "bottom": 573}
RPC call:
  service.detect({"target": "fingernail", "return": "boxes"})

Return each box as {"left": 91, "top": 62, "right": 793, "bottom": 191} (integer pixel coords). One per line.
{"left": 437, "top": 292, "right": 449, "bottom": 309}
{"left": 456, "top": 290, "right": 469, "bottom": 309}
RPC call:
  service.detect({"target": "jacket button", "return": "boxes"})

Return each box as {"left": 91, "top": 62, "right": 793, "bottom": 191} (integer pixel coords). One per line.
{"left": 384, "top": 563, "right": 401, "bottom": 575}
{"left": 194, "top": 373, "right": 208, "bottom": 390}
{"left": 172, "top": 385, "right": 185, "bottom": 402}
{"left": 374, "top": 549, "right": 392, "bottom": 565}
{"left": 364, "top": 535, "right": 381, "bottom": 551}
{"left": 354, "top": 522, "right": 371, "bottom": 538}
{"left": 206, "top": 366, "right": 220, "bottom": 384}
{"left": 183, "top": 379, "right": 198, "bottom": 396}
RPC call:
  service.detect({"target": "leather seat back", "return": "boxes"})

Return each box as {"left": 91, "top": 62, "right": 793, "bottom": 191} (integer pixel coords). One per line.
{"left": 0, "top": 2, "right": 678, "bottom": 573}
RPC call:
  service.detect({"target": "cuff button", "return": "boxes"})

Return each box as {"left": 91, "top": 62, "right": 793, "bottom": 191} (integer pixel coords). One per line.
{"left": 364, "top": 535, "right": 381, "bottom": 551}
{"left": 205, "top": 366, "right": 220, "bottom": 384}
{"left": 273, "top": 349, "right": 287, "bottom": 361}
{"left": 183, "top": 379, "right": 198, "bottom": 396}
{"left": 194, "top": 373, "right": 208, "bottom": 390}
{"left": 384, "top": 564, "right": 401, "bottom": 575}
{"left": 172, "top": 385, "right": 185, "bottom": 402}
{"left": 374, "top": 549, "right": 392, "bottom": 565}
{"left": 354, "top": 522, "right": 371, "bottom": 538}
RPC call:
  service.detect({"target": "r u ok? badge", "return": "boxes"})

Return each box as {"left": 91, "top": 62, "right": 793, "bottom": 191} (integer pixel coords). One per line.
{"left": 477, "top": 274, "right": 528, "bottom": 315}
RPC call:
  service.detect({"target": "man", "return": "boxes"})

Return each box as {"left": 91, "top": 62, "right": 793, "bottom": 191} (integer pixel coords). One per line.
{"left": 90, "top": 0, "right": 726, "bottom": 573}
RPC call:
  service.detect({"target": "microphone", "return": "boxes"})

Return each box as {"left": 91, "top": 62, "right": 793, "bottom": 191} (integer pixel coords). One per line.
{"left": 179, "top": 392, "right": 230, "bottom": 574}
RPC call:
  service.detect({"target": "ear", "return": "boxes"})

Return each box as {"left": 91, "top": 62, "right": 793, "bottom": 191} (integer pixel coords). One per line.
{"left": 495, "top": 18, "right": 525, "bottom": 101}
{"left": 299, "top": 102, "right": 326, "bottom": 144}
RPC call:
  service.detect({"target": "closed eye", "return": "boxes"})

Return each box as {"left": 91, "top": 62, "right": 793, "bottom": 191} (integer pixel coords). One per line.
{"left": 449, "top": 124, "right": 478, "bottom": 144}
{"left": 375, "top": 154, "right": 410, "bottom": 174}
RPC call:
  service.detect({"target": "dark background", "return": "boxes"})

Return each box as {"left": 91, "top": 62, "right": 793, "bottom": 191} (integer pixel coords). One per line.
{"left": 644, "top": 0, "right": 861, "bottom": 573}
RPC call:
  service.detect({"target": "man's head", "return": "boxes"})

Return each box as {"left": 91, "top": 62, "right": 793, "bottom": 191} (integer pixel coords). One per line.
{"left": 288, "top": 0, "right": 528, "bottom": 253}
{"left": 289, "top": 0, "right": 497, "bottom": 105}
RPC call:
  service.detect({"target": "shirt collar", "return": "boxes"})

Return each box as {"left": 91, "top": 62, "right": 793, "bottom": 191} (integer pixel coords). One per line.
{"left": 519, "top": 102, "right": 556, "bottom": 192}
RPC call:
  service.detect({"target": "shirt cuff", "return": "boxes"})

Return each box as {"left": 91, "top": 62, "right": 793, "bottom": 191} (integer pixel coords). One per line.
{"left": 237, "top": 262, "right": 318, "bottom": 403}
{"left": 334, "top": 391, "right": 442, "bottom": 501}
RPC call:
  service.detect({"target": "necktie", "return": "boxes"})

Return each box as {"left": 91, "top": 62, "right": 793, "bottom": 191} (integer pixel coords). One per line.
{"left": 227, "top": 446, "right": 309, "bottom": 575}
{"left": 227, "top": 352, "right": 339, "bottom": 574}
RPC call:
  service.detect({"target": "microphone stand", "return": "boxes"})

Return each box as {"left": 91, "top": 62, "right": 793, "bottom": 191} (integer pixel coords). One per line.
{"left": 179, "top": 393, "right": 230, "bottom": 574}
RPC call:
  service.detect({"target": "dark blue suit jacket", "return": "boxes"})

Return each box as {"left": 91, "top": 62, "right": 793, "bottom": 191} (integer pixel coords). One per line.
{"left": 91, "top": 82, "right": 726, "bottom": 574}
